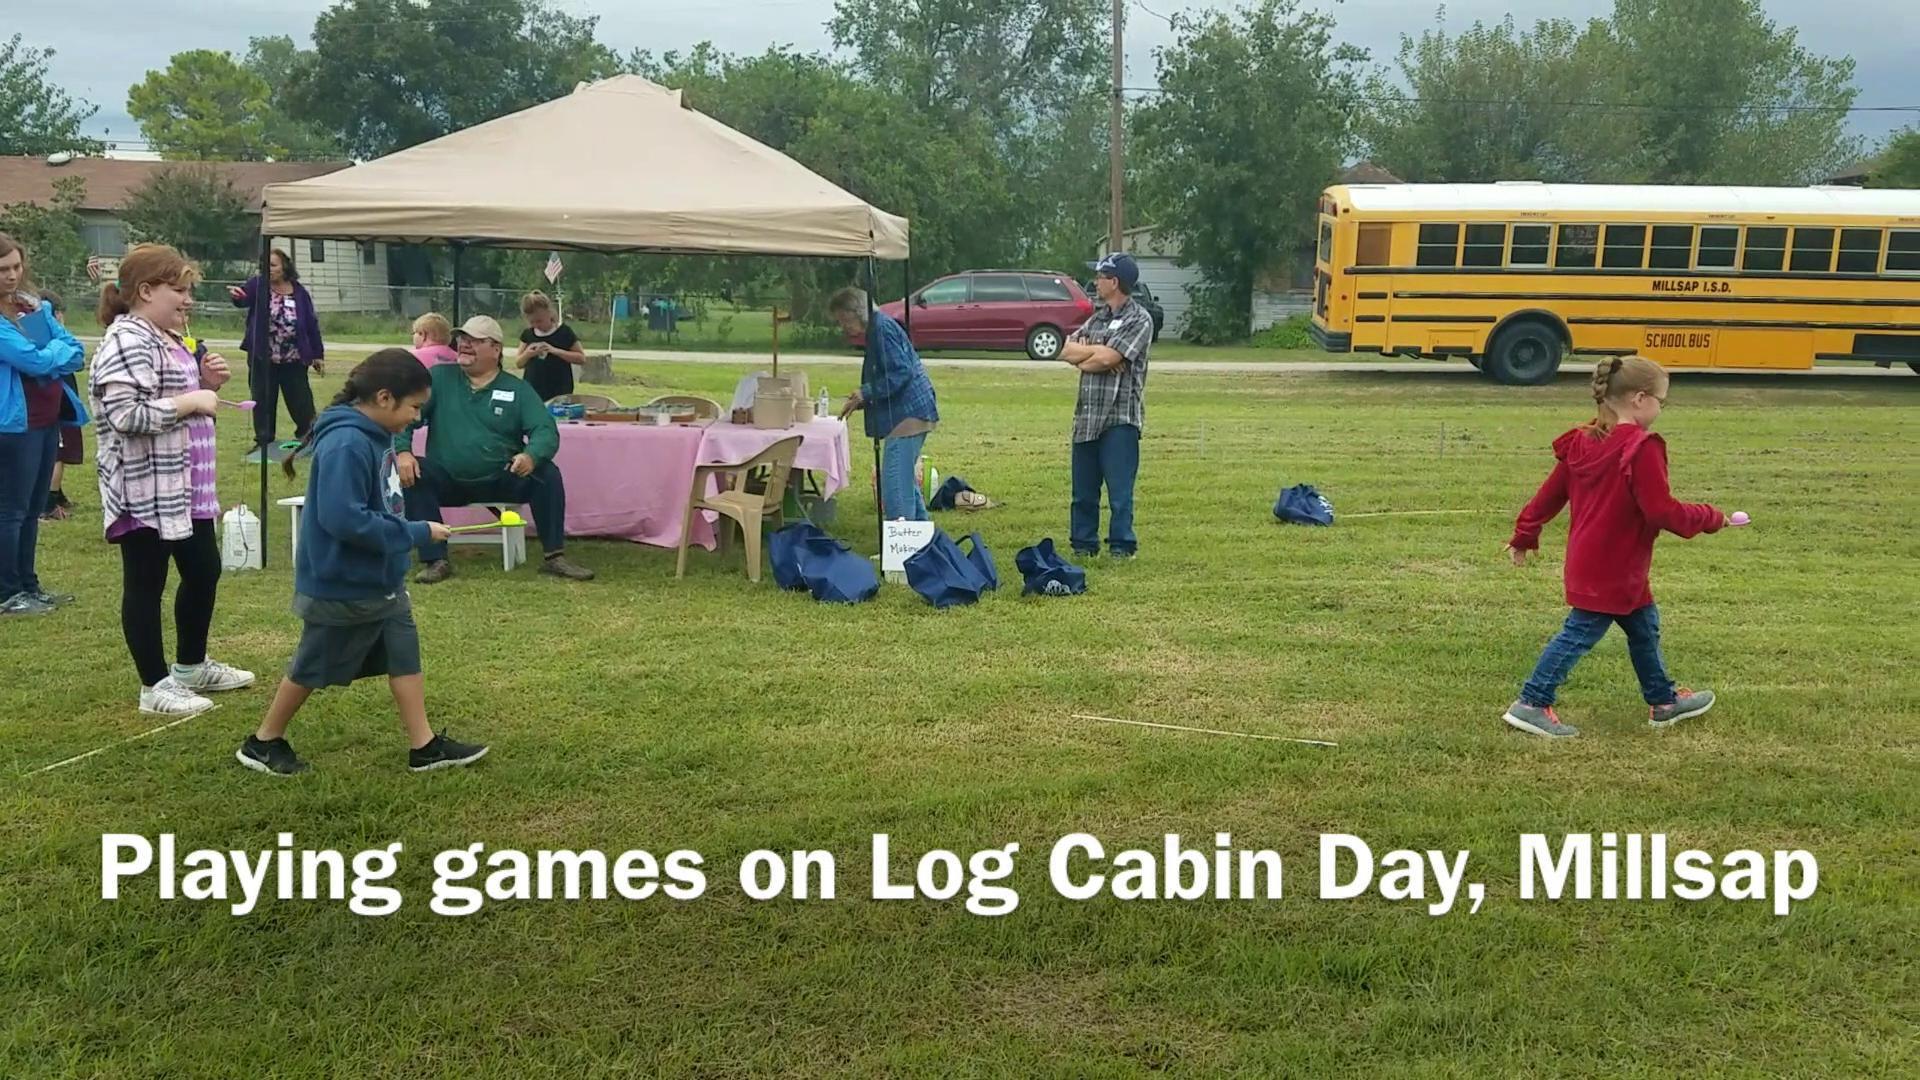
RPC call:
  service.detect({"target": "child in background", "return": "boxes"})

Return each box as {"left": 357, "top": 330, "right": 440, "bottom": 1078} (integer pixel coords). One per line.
{"left": 33, "top": 287, "right": 84, "bottom": 522}
{"left": 514, "top": 290, "right": 584, "bottom": 401}
{"left": 237, "top": 348, "right": 488, "bottom": 775}
{"left": 1502, "top": 356, "right": 1728, "bottom": 738}
{"left": 410, "top": 312, "right": 460, "bottom": 367}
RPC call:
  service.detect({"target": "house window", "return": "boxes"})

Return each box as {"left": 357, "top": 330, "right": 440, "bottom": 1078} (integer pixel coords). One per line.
{"left": 309, "top": 239, "right": 326, "bottom": 264}
{"left": 80, "top": 221, "right": 128, "bottom": 256}
{"left": 360, "top": 241, "right": 377, "bottom": 265}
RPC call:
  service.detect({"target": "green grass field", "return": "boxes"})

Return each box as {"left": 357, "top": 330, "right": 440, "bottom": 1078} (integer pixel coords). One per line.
{"left": 3, "top": 363, "right": 1916, "bottom": 1077}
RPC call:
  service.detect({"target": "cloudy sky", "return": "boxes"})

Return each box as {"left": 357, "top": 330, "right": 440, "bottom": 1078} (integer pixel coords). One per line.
{"left": 39, "top": 0, "right": 1919, "bottom": 153}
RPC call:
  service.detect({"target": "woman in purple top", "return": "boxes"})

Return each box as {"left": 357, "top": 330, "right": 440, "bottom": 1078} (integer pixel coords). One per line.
{"left": 229, "top": 247, "right": 325, "bottom": 456}
{"left": 93, "top": 244, "right": 256, "bottom": 717}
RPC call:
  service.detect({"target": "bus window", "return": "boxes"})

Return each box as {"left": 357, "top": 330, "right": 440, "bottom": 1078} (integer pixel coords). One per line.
{"left": 1743, "top": 227, "right": 1787, "bottom": 271}
{"left": 1837, "top": 228, "right": 1882, "bottom": 273}
{"left": 1462, "top": 224, "right": 1505, "bottom": 267}
{"left": 1789, "top": 227, "right": 1836, "bottom": 272}
{"left": 1416, "top": 224, "right": 1460, "bottom": 267}
{"left": 1697, "top": 226, "right": 1739, "bottom": 269}
{"left": 1356, "top": 223, "right": 1391, "bottom": 266}
{"left": 1649, "top": 225, "right": 1693, "bottom": 270}
{"left": 1509, "top": 224, "right": 1551, "bottom": 266}
{"left": 1602, "top": 225, "right": 1647, "bottom": 268}
{"left": 1555, "top": 224, "right": 1598, "bottom": 268}
{"left": 1317, "top": 221, "right": 1332, "bottom": 264}
{"left": 1889, "top": 231, "right": 1920, "bottom": 273}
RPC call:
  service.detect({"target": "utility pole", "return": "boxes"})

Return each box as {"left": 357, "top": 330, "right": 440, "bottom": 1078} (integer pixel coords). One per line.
{"left": 1109, "top": 0, "right": 1125, "bottom": 255}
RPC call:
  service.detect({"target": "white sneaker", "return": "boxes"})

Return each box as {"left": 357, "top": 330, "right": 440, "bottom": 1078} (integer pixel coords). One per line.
{"left": 170, "top": 659, "right": 256, "bottom": 693}
{"left": 140, "top": 678, "right": 215, "bottom": 716}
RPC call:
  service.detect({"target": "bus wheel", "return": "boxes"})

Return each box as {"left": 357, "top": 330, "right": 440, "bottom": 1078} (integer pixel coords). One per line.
{"left": 1484, "top": 322, "right": 1564, "bottom": 385}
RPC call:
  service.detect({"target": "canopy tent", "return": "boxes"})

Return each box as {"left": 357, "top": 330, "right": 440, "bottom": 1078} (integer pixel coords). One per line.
{"left": 246, "top": 75, "right": 911, "bottom": 568}
{"left": 259, "top": 75, "right": 909, "bottom": 259}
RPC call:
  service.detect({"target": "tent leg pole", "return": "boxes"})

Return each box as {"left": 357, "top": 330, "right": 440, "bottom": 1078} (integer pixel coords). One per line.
{"left": 254, "top": 231, "right": 272, "bottom": 568}
{"left": 902, "top": 254, "right": 911, "bottom": 336}
{"left": 451, "top": 243, "right": 465, "bottom": 324}
{"left": 864, "top": 257, "right": 883, "bottom": 547}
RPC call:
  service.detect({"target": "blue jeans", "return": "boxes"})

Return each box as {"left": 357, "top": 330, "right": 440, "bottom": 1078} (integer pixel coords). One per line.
{"left": 1071, "top": 424, "right": 1140, "bottom": 555}
{"left": 880, "top": 432, "right": 928, "bottom": 521}
{"left": 1521, "top": 605, "right": 1677, "bottom": 707}
{"left": 0, "top": 425, "right": 59, "bottom": 598}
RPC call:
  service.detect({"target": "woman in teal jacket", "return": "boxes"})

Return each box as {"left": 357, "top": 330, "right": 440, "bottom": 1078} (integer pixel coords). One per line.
{"left": 0, "top": 235, "right": 88, "bottom": 615}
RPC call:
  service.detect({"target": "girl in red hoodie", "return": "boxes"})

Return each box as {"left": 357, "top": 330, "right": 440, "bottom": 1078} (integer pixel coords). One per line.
{"left": 1503, "top": 356, "right": 1728, "bottom": 738}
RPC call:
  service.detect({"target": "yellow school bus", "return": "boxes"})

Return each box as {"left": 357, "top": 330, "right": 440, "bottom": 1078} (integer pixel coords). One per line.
{"left": 1308, "top": 182, "right": 1920, "bottom": 383}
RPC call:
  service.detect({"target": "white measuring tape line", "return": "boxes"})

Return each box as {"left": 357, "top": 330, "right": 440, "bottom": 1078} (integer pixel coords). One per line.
{"left": 25, "top": 705, "right": 222, "bottom": 777}
{"left": 1070, "top": 713, "right": 1337, "bottom": 748}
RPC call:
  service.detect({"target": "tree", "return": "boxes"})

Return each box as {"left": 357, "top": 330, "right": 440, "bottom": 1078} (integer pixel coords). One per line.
{"left": 242, "top": 36, "right": 345, "bottom": 160}
{"left": 0, "top": 176, "right": 89, "bottom": 289}
{"left": 283, "top": 0, "right": 622, "bottom": 159}
{"left": 0, "top": 35, "right": 102, "bottom": 157}
{"left": 1359, "top": 16, "right": 1616, "bottom": 183}
{"left": 119, "top": 167, "right": 256, "bottom": 264}
{"left": 1133, "top": 0, "right": 1363, "bottom": 342}
{"left": 1869, "top": 129, "right": 1920, "bottom": 189}
{"left": 1363, "top": 1, "right": 1862, "bottom": 185}
{"left": 127, "top": 50, "right": 285, "bottom": 160}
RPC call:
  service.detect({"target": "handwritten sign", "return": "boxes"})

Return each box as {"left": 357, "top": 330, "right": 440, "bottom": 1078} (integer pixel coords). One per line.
{"left": 882, "top": 521, "right": 938, "bottom": 573}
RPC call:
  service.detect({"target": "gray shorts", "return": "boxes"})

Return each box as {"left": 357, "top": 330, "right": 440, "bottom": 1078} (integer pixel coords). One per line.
{"left": 287, "top": 592, "right": 421, "bottom": 689}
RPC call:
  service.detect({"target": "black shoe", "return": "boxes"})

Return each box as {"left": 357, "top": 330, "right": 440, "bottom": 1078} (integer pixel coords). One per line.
{"left": 415, "top": 559, "right": 453, "bottom": 584}
{"left": 236, "top": 736, "right": 310, "bottom": 776}
{"left": 409, "top": 730, "right": 489, "bottom": 772}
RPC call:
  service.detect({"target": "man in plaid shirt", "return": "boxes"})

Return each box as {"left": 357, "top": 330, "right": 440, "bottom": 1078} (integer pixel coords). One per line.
{"left": 1059, "top": 252, "right": 1153, "bottom": 558}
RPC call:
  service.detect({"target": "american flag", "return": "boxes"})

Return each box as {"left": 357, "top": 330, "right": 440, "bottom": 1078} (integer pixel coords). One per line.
{"left": 544, "top": 252, "right": 564, "bottom": 283}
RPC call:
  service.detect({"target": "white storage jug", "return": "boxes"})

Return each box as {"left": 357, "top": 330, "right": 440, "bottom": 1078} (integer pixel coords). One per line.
{"left": 221, "top": 504, "right": 263, "bottom": 571}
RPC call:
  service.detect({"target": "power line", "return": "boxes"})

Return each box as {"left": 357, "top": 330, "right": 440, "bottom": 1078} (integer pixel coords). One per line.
{"left": 1118, "top": 87, "right": 1920, "bottom": 114}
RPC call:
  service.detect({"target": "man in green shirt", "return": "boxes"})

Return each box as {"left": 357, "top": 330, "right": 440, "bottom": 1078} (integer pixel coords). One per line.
{"left": 396, "top": 316, "right": 594, "bottom": 582}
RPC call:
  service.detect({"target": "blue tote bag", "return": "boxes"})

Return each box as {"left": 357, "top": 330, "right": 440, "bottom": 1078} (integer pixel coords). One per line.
{"left": 769, "top": 523, "right": 879, "bottom": 603}
{"left": 1014, "top": 538, "right": 1086, "bottom": 597}
{"left": 903, "top": 529, "right": 999, "bottom": 608}
{"left": 1274, "top": 483, "right": 1334, "bottom": 526}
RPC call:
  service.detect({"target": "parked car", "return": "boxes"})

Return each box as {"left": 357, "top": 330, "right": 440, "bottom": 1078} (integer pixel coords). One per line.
{"left": 1081, "top": 277, "right": 1165, "bottom": 341}
{"left": 853, "top": 270, "right": 1096, "bottom": 361}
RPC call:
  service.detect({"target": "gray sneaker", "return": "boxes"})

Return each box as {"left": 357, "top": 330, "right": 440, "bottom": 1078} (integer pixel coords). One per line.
{"left": 539, "top": 554, "right": 595, "bottom": 581}
{"left": 1502, "top": 701, "right": 1580, "bottom": 738}
{"left": 1649, "top": 688, "right": 1715, "bottom": 728}
{"left": 415, "top": 559, "right": 453, "bottom": 585}
{"left": 0, "top": 592, "right": 53, "bottom": 616}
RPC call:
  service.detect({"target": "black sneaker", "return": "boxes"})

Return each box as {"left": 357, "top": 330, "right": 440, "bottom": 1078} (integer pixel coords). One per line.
{"left": 236, "top": 736, "right": 310, "bottom": 776}
{"left": 409, "top": 730, "right": 489, "bottom": 772}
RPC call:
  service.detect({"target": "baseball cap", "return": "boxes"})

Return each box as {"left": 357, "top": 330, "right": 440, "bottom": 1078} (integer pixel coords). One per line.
{"left": 1093, "top": 252, "right": 1139, "bottom": 290}
{"left": 454, "top": 314, "right": 505, "bottom": 343}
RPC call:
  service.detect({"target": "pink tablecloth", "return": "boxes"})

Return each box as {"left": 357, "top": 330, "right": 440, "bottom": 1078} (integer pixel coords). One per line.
{"left": 414, "top": 417, "right": 851, "bottom": 551}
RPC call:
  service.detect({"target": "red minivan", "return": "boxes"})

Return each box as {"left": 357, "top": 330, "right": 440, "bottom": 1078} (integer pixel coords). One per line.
{"left": 857, "top": 270, "right": 1096, "bottom": 361}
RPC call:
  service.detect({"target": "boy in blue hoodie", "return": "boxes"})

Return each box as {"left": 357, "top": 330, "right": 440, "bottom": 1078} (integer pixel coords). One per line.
{"left": 237, "top": 349, "right": 489, "bottom": 775}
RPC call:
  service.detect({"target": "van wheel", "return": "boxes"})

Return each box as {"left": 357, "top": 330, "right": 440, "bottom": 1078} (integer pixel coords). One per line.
{"left": 1484, "top": 322, "right": 1565, "bottom": 385}
{"left": 1026, "top": 324, "right": 1064, "bottom": 361}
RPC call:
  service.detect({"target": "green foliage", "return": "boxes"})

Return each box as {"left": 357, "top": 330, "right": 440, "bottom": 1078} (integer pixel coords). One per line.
{"left": 119, "top": 167, "right": 256, "bottom": 263}
{"left": 0, "top": 176, "right": 89, "bottom": 287}
{"left": 127, "top": 50, "right": 283, "bottom": 161}
{"left": 243, "top": 37, "right": 345, "bottom": 161}
{"left": 283, "top": 0, "right": 622, "bottom": 159}
{"left": 1364, "top": 1, "right": 1861, "bottom": 185}
{"left": 1867, "top": 128, "right": 1920, "bottom": 189}
{"left": 0, "top": 35, "right": 102, "bottom": 157}
{"left": 1134, "top": 0, "right": 1362, "bottom": 342}
{"left": 1250, "top": 313, "right": 1315, "bottom": 349}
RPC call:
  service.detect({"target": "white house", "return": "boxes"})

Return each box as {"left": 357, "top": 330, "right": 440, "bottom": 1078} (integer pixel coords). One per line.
{"left": 0, "top": 155, "right": 391, "bottom": 312}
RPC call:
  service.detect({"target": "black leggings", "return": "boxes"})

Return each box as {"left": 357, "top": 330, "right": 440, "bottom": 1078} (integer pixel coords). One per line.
{"left": 253, "top": 362, "right": 317, "bottom": 447}
{"left": 117, "top": 519, "right": 221, "bottom": 687}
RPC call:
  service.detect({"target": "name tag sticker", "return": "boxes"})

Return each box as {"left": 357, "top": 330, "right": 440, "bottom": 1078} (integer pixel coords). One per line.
{"left": 1109, "top": 320, "right": 1123, "bottom": 331}
{"left": 490, "top": 389, "right": 516, "bottom": 402}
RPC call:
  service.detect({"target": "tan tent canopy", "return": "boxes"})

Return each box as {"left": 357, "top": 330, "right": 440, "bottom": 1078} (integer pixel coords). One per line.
{"left": 260, "top": 75, "right": 909, "bottom": 259}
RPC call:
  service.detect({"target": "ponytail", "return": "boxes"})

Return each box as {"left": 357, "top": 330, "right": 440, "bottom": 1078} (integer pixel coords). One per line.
{"left": 97, "top": 282, "right": 130, "bottom": 327}
{"left": 1585, "top": 355, "right": 1667, "bottom": 437}
{"left": 283, "top": 347, "right": 432, "bottom": 478}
